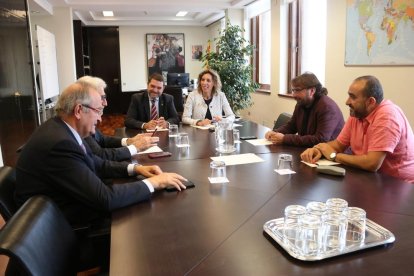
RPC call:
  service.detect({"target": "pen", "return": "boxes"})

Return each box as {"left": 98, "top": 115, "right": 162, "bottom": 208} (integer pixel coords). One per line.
{"left": 151, "top": 127, "right": 158, "bottom": 137}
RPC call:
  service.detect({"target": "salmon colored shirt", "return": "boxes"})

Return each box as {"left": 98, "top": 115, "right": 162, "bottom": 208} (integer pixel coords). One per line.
{"left": 337, "top": 100, "right": 414, "bottom": 183}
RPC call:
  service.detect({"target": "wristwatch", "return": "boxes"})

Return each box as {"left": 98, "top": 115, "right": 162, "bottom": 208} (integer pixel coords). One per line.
{"left": 329, "top": 152, "right": 337, "bottom": 161}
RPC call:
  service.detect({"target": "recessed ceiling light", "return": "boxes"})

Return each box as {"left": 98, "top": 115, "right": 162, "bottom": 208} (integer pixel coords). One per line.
{"left": 176, "top": 11, "right": 188, "bottom": 17}
{"left": 103, "top": 11, "right": 114, "bottom": 17}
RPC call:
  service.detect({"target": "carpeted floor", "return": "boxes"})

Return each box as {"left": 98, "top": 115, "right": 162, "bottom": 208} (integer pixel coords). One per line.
{"left": 98, "top": 114, "right": 126, "bottom": 136}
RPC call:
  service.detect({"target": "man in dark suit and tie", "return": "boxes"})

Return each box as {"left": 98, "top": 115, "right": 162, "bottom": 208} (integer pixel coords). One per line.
{"left": 78, "top": 76, "right": 159, "bottom": 161}
{"left": 15, "top": 81, "right": 187, "bottom": 227}
{"left": 125, "top": 73, "right": 180, "bottom": 130}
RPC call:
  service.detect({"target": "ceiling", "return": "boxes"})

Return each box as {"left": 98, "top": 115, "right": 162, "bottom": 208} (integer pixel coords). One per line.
{"left": 28, "top": 0, "right": 259, "bottom": 27}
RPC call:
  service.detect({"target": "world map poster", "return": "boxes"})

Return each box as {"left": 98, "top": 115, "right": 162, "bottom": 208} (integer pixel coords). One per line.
{"left": 345, "top": 0, "right": 414, "bottom": 65}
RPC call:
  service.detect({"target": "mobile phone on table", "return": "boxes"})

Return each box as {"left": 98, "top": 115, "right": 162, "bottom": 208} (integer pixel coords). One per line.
{"left": 148, "top": 152, "right": 172, "bottom": 159}
{"left": 165, "top": 180, "right": 195, "bottom": 192}
{"left": 240, "top": 136, "right": 257, "bottom": 140}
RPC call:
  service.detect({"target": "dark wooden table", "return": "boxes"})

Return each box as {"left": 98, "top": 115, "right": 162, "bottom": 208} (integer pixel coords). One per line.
{"left": 110, "top": 121, "right": 414, "bottom": 275}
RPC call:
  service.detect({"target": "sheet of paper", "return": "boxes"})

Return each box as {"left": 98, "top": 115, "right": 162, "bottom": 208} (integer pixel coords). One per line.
{"left": 211, "top": 153, "right": 264, "bottom": 166}
{"left": 146, "top": 128, "right": 168, "bottom": 132}
{"left": 301, "top": 159, "right": 341, "bottom": 167}
{"left": 137, "top": 146, "right": 163, "bottom": 155}
{"left": 233, "top": 123, "right": 243, "bottom": 127}
{"left": 245, "top": 139, "right": 273, "bottom": 146}
{"left": 274, "top": 169, "right": 296, "bottom": 175}
{"left": 208, "top": 177, "right": 230, "bottom": 184}
{"left": 191, "top": 124, "right": 213, "bottom": 130}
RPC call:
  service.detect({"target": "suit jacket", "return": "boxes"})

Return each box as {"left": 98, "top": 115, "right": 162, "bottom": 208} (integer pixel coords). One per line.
{"left": 274, "top": 94, "right": 344, "bottom": 147}
{"left": 15, "top": 117, "right": 151, "bottom": 226}
{"left": 125, "top": 91, "right": 179, "bottom": 129}
{"left": 84, "top": 129, "right": 131, "bottom": 161}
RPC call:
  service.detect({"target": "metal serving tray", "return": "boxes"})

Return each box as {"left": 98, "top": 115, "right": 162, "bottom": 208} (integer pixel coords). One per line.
{"left": 263, "top": 217, "right": 395, "bottom": 261}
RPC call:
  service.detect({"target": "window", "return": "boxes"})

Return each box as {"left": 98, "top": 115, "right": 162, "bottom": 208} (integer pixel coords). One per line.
{"left": 285, "top": 0, "right": 327, "bottom": 94}
{"left": 251, "top": 10, "right": 271, "bottom": 91}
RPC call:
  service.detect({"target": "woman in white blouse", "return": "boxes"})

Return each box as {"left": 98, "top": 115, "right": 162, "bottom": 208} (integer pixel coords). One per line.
{"left": 182, "top": 69, "right": 235, "bottom": 126}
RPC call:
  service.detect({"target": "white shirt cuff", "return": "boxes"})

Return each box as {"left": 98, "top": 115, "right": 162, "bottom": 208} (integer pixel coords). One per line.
{"left": 127, "top": 164, "right": 139, "bottom": 176}
{"left": 121, "top": 138, "right": 128, "bottom": 146}
{"left": 142, "top": 179, "right": 155, "bottom": 193}
{"left": 127, "top": 144, "right": 138, "bottom": 155}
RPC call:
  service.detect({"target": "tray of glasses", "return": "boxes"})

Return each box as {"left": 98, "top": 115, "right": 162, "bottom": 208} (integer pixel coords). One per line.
{"left": 263, "top": 217, "right": 395, "bottom": 261}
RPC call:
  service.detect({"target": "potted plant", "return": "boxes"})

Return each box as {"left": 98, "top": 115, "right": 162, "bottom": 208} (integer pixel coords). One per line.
{"left": 202, "top": 20, "right": 259, "bottom": 114}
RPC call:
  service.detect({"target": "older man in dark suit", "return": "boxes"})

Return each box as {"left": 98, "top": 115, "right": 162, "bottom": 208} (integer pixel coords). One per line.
{"left": 15, "top": 81, "right": 186, "bottom": 227}
{"left": 125, "top": 73, "right": 180, "bottom": 130}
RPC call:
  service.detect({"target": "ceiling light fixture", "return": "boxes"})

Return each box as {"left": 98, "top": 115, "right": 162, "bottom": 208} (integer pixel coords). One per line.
{"left": 176, "top": 11, "right": 188, "bottom": 17}
{"left": 103, "top": 11, "right": 114, "bottom": 17}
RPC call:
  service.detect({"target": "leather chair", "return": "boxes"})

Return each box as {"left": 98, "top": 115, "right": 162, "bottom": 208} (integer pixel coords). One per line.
{"left": 0, "top": 195, "right": 83, "bottom": 275}
{"left": 0, "top": 166, "right": 18, "bottom": 221}
{"left": 273, "top": 112, "right": 293, "bottom": 129}
{"left": 163, "top": 85, "right": 184, "bottom": 114}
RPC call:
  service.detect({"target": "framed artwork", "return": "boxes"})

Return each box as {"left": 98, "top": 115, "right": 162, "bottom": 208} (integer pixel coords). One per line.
{"left": 146, "top": 33, "right": 185, "bottom": 78}
{"left": 192, "top": 45, "right": 202, "bottom": 60}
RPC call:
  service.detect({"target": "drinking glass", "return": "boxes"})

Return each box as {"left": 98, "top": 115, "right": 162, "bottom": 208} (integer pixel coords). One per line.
{"left": 176, "top": 133, "right": 190, "bottom": 147}
{"left": 168, "top": 124, "right": 178, "bottom": 137}
{"left": 277, "top": 154, "right": 293, "bottom": 170}
{"left": 321, "top": 210, "right": 348, "bottom": 252}
{"left": 344, "top": 207, "right": 366, "bottom": 243}
{"left": 209, "top": 160, "right": 227, "bottom": 182}
{"left": 233, "top": 129, "right": 240, "bottom": 143}
{"left": 306, "top": 201, "right": 327, "bottom": 218}
{"left": 283, "top": 205, "right": 306, "bottom": 242}
{"left": 326, "top": 198, "right": 348, "bottom": 214}
{"left": 298, "top": 214, "right": 322, "bottom": 255}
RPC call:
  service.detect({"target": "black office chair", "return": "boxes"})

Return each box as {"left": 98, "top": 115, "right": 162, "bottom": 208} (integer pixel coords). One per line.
{"left": 163, "top": 85, "right": 184, "bottom": 114}
{"left": 0, "top": 195, "right": 84, "bottom": 275}
{"left": 0, "top": 166, "right": 18, "bottom": 221}
{"left": 273, "top": 112, "right": 292, "bottom": 129}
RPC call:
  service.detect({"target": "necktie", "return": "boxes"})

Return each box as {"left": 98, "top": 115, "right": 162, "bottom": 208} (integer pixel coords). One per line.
{"left": 150, "top": 99, "right": 158, "bottom": 120}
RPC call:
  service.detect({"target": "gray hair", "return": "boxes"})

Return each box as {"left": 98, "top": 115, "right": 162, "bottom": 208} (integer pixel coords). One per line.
{"left": 55, "top": 82, "right": 94, "bottom": 115}
{"left": 77, "top": 75, "right": 107, "bottom": 91}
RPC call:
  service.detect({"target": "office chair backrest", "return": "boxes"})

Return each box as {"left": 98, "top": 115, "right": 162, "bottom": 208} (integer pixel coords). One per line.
{"left": 0, "top": 166, "right": 18, "bottom": 221}
{"left": 163, "top": 85, "right": 184, "bottom": 113}
{"left": 0, "top": 195, "right": 78, "bottom": 276}
{"left": 273, "top": 112, "right": 293, "bottom": 129}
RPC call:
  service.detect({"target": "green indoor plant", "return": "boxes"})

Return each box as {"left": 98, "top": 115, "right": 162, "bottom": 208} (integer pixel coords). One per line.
{"left": 202, "top": 20, "right": 259, "bottom": 113}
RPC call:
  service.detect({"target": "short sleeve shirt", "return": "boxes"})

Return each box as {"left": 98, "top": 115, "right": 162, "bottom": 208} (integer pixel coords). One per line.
{"left": 337, "top": 100, "right": 414, "bottom": 183}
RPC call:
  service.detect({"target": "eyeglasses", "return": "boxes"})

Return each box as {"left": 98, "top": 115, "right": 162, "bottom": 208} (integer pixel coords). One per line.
{"left": 291, "top": 87, "right": 312, "bottom": 93}
{"left": 82, "top": 104, "right": 104, "bottom": 116}
{"left": 101, "top": 95, "right": 107, "bottom": 101}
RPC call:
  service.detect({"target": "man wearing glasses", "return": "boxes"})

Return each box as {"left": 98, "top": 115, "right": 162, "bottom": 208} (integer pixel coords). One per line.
{"left": 15, "top": 82, "right": 187, "bottom": 228}
{"left": 78, "top": 76, "right": 158, "bottom": 161}
{"left": 265, "top": 72, "right": 344, "bottom": 147}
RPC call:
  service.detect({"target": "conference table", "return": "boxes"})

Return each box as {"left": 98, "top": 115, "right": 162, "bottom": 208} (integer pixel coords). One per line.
{"left": 110, "top": 121, "right": 414, "bottom": 275}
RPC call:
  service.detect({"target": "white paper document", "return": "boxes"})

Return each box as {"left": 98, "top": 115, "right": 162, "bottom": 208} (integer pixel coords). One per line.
{"left": 211, "top": 153, "right": 264, "bottom": 166}
{"left": 301, "top": 159, "right": 341, "bottom": 167}
{"left": 191, "top": 124, "right": 213, "bottom": 130}
{"left": 274, "top": 169, "right": 296, "bottom": 175}
{"left": 146, "top": 128, "right": 168, "bottom": 132}
{"left": 245, "top": 139, "right": 273, "bottom": 146}
{"left": 208, "top": 177, "right": 230, "bottom": 184}
{"left": 137, "top": 146, "right": 163, "bottom": 155}
{"left": 233, "top": 123, "right": 243, "bottom": 127}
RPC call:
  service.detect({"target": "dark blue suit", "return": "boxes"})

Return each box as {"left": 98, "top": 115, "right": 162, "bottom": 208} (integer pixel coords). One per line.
{"left": 16, "top": 117, "right": 151, "bottom": 226}
{"left": 84, "top": 129, "right": 131, "bottom": 161}
{"left": 125, "top": 91, "right": 179, "bottom": 129}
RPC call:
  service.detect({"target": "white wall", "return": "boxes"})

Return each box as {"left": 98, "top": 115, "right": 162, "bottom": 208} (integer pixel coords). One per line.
{"left": 30, "top": 7, "right": 77, "bottom": 91}
{"left": 119, "top": 26, "right": 210, "bottom": 91}
{"left": 238, "top": 0, "right": 414, "bottom": 128}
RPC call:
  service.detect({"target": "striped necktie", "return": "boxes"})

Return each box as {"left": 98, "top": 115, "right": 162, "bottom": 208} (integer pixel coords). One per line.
{"left": 150, "top": 98, "right": 158, "bottom": 120}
